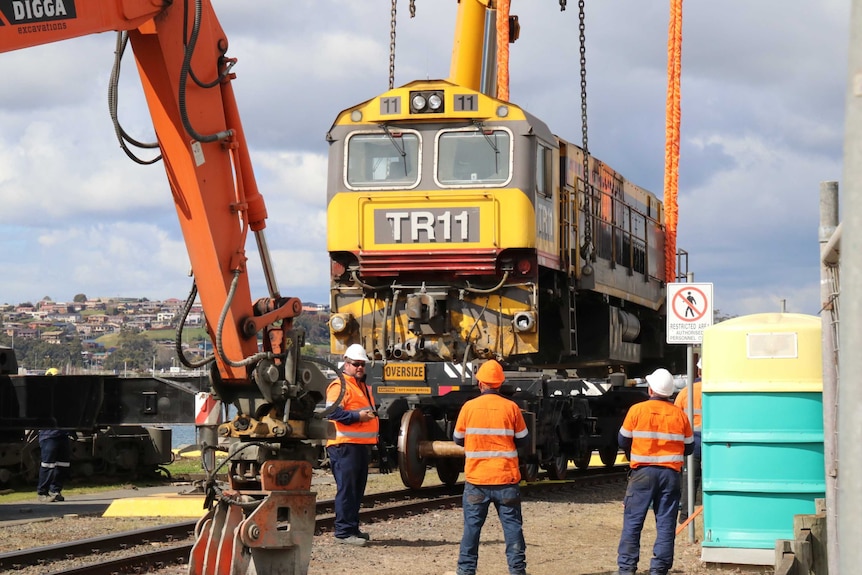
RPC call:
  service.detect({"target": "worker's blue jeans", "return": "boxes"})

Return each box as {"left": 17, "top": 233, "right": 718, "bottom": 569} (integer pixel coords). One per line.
{"left": 617, "top": 465, "right": 681, "bottom": 575}
{"left": 327, "top": 443, "right": 369, "bottom": 539}
{"left": 456, "top": 482, "right": 527, "bottom": 575}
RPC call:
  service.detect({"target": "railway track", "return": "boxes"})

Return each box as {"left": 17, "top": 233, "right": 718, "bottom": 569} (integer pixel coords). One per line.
{"left": 0, "top": 467, "right": 627, "bottom": 574}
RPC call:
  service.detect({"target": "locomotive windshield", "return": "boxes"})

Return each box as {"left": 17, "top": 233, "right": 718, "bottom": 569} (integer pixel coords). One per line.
{"left": 436, "top": 128, "right": 512, "bottom": 186}
{"left": 346, "top": 131, "right": 420, "bottom": 188}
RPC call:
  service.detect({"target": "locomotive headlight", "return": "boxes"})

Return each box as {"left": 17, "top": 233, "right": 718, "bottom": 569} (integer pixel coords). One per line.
{"left": 329, "top": 313, "right": 353, "bottom": 334}
{"left": 513, "top": 311, "right": 536, "bottom": 333}
{"left": 411, "top": 94, "right": 427, "bottom": 111}
{"left": 496, "top": 105, "right": 509, "bottom": 118}
{"left": 428, "top": 93, "right": 443, "bottom": 110}
{"left": 410, "top": 90, "right": 445, "bottom": 114}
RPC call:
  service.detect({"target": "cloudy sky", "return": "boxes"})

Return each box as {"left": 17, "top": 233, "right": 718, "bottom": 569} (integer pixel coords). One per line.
{"left": 0, "top": 0, "right": 850, "bottom": 318}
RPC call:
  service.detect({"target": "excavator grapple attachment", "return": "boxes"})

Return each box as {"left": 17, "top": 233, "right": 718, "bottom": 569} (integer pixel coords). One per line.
{"left": 189, "top": 460, "right": 316, "bottom": 575}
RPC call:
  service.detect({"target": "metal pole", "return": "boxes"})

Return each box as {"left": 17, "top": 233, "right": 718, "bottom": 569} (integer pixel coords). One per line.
{"left": 685, "top": 344, "right": 695, "bottom": 542}
{"left": 839, "top": 2, "right": 862, "bottom": 573}
{"left": 685, "top": 271, "right": 696, "bottom": 543}
{"left": 199, "top": 425, "right": 217, "bottom": 474}
{"left": 820, "top": 180, "right": 839, "bottom": 575}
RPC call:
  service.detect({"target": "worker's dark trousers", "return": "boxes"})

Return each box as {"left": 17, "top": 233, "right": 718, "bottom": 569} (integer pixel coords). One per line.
{"left": 678, "top": 434, "right": 702, "bottom": 522}
{"left": 327, "top": 443, "right": 369, "bottom": 539}
{"left": 617, "top": 465, "right": 681, "bottom": 575}
{"left": 37, "top": 435, "right": 71, "bottom": 496}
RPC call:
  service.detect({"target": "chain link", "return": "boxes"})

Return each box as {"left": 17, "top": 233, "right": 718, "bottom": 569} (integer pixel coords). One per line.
{"left": 578, "top": 0, "right": 593, "bottom": 262}
{"left": 559, "top": 0, "right": 567, "bottom": 11}
{"left": 389, "top": 0, "right": 397, "bottom": 90}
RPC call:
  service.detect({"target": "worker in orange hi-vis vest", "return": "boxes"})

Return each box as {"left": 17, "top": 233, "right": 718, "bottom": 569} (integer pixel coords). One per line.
{"left": 449, "top": 359, "right": 530, "bottom": 575}
{"left": 615, "top": 367, "right": 694, "bottom": 575}
{"left": 674, "top": 357, "right": 703, "bottom": 525}
{"left": 325, "top": 344, "right": 379, "bottom": 547}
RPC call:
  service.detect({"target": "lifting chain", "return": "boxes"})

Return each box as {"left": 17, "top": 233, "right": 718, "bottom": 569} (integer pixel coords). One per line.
{"left": 389, "top": 0, "right": 397, "bottom": 90}
{"left": 388, "top": 0, "right": 417, "bottom": 90}
{"left": 578, "top": 0, "right": 594, "bottom": 264}
{"left": 559, "top": 0, "right": 568, "bottom": 10}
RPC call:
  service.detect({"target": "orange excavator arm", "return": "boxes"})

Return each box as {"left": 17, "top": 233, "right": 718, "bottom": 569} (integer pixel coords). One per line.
{"left": 0, "top": 0, "right": 291, "bottom": 388}
{"left": 1, "top": 5, "right": 332, "bottom": 573}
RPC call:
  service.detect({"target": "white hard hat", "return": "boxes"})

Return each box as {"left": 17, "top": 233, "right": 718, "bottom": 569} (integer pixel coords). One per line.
{"left": 645, "top": 368, "right": 675, "bottom": 397}
{"left": 343, "top": 344, "right": 369, "bottom": 362}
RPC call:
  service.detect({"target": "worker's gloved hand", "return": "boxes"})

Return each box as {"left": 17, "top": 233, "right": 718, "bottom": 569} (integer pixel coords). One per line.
{"left": 378, "top": 443, "right": 392, "bottom": 474}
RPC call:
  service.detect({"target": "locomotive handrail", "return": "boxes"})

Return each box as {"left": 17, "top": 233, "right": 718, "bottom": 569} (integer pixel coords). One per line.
{"left": 581, "top": 183, "right": 666, "bottom": 284}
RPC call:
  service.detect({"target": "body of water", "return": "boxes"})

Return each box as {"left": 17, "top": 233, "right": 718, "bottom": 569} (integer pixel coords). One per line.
{"left": 168, "top": 425, "right": 197, "bottom": 449}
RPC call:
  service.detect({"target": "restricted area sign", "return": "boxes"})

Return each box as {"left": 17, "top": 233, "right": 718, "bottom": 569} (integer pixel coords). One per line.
{"left": 666, "top": 282, "right": 714, "bottom": 344}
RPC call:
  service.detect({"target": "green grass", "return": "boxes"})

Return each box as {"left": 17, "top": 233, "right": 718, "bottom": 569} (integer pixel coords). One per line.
{"left": 0, "top": 457, "right": 224, "bottom": 504}
{"left": 167, "top": 457, "right": 208, "bottom": 475}
{"left": 0, "top": 476, "right": 171, "bottom": 504}
{"left": 143, "top": 327, "right": 208, "bottom": 341}
{"left": 96, "top": 327, "right": 209, "bottom": 349}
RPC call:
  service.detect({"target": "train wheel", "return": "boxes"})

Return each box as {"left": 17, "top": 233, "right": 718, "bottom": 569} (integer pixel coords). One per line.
{"left": 397, "top": 409, "right": 427, "bottom": 490}
{"left": 599, "top": 444, "right": 619, "bottom": 467}
{"left": 544, "top": 455, "right": 568, "bottom": 480}
{"left": 435, "top": 458, "right": 462, "bottom": 486}
{"left": 573, "top": 450, "right": 592, "bottom": 470}
{"left": 520, "top": 462, "right": 539, "bottom": 483}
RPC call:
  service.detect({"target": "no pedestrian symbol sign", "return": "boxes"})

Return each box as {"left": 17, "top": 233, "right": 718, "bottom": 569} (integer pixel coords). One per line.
{"left": 666, "top": 283, "right": 714, "bottom": 344}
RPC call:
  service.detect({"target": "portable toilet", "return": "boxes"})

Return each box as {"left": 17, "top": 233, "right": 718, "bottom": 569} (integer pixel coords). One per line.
{"left": 700, "top": 313, "right": 824, "bottom": 565}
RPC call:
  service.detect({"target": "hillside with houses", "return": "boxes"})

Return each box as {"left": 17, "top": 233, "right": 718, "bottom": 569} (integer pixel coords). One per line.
{"left": 0, "top": 296, "right": 330, "bottom": 375}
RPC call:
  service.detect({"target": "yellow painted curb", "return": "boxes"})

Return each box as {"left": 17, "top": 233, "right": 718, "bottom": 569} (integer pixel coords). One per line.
{"left": 172, "top": 449, "right": 202, "bottom": 459}
{"left": 103, "top": 494, "right": 207, "bottom": 518}
{"left": 588, "top": 452, "right": 629, "bottom": 467}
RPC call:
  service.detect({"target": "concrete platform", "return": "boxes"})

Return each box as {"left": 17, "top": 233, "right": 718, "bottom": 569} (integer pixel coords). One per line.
{"left": 701, "top": 546, "right": 774, "bottom": 566}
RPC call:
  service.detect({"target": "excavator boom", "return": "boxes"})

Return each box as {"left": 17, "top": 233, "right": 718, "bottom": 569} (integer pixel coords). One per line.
{"left": 1, "top": 0, "right": 281, "bottom": 385}
{"left": 0, "top": 2, "right": 331, "bottom": 574}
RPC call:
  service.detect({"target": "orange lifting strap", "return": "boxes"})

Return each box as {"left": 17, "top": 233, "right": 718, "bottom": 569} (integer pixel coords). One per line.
{"left": 664, "top": 0, "right": 683, "bottom": 282}
{"left": 496, "top": 0, "right": 511, "bottom": 101}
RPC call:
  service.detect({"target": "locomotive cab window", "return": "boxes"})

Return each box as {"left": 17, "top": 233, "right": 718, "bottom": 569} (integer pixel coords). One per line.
{"left": 536, "top": 143, "right": 552, "bottom": 197}
{"left": 345, "top": 130, "right": 420, "bottom": 189}
{"left": 436, "top": 128, "right": 512, "bottom": 186}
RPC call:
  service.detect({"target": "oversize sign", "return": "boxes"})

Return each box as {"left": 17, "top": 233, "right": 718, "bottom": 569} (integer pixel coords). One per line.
{"left": 666, "top": 283, "right": 714, "bottom": 344}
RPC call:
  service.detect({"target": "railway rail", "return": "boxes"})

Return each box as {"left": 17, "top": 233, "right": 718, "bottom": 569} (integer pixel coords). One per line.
{"left": 0, "top": 467, "right": 627, "bottom": 574}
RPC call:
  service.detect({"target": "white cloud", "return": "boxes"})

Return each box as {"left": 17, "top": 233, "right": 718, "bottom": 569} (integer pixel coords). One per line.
{"left": 0, "top": 0, "right": 851, "bottom": 322}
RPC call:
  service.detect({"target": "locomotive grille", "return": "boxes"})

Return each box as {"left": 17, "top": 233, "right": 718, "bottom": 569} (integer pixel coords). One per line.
{"left": 358, "top": 249, "right": 499, "bottom": 276}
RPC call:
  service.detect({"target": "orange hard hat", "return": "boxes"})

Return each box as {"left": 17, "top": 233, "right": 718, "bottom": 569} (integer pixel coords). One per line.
{"left": 476, "top": 360, "right": 505, "bottom": 388}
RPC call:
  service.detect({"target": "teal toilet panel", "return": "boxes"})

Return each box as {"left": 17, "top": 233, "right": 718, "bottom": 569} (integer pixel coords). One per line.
{"left": 702, "top": 492, "right": 821, "bottom": 549}
{"left": 703, "top": 443, "right": 825, "bottom": 490}
{"left": 702, "top": 392, "right": 824, "bottom": 437}
{"left": 702, "top": 390, "right": 824, "bottom": 551}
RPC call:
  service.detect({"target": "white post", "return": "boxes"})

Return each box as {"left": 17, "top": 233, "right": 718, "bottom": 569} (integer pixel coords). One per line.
{"left": 839, "top": 2, "right": 862, "bottom": 572}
